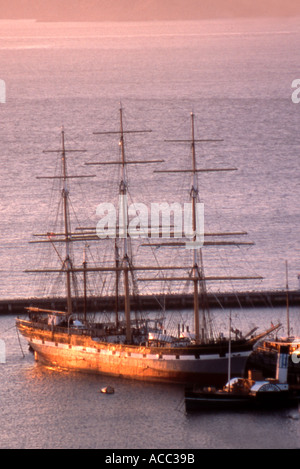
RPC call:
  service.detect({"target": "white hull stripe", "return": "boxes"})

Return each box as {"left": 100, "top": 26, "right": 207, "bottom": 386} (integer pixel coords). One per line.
{"left": 30, "top": 338, "right": 250, "bottom": 360}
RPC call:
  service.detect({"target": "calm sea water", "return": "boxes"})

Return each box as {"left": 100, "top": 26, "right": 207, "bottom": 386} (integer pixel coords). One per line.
{"left": 0, "top": 17, "right": 300, "bottom": 449}
{"left": 1, "top": 310, "right": 300, "bottom": 450}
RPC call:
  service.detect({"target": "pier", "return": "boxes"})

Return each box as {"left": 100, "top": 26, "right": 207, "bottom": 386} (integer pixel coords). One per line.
{"left": 1, "top": 290, "right": 299, "bottom": 316}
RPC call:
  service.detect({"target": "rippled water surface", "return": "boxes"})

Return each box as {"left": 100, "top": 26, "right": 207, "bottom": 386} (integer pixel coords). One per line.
{"left": 1, "top": 312, "right": 300, "bottom": 449}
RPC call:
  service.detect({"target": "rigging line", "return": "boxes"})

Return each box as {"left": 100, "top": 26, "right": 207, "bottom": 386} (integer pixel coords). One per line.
{"left": 61, "top": 130, "right": 85, "bottom": 150}
{"left": 84, "top": 244, "right": 102, "bottom": 293}
{"left": 42, "top": 150, "right": 62, "bottom": 231}
{"left": 236, "top": 242, "right": 264, "bottom": 285}
{"left": 47, "top": 234, "right": 64, "bottom": 265}
{"left": 32, "top": 190, "right": 63, "bottom": 294}
{"left": 124, "top": 187, "right": 169, "bottom": 295}
{"left": 68, "top": 194, "right": 88, "bottom": 239}
{"left": 16, "top": 326, "right": 25, "bottom": 358}
{"left": 210, "top": 292, "right": 226, "bottom": 311}
{"left": 142, "top": 285, "right": 166, "bottom": 312}
{"left": 0, "top": 324, "right": 17, "bottom": 335}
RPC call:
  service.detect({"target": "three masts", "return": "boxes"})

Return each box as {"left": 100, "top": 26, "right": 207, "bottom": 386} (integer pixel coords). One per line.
{"left": 16, "top": 109, "right": 280, "bottom": 384}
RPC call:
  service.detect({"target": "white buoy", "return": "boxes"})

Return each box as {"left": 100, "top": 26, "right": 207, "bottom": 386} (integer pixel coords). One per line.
{"left": 100, "top": 386, "right": 114, "bottom": 394}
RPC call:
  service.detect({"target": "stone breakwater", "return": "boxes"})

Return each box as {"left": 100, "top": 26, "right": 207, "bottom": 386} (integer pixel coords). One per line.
{"left": 2, "top": 290, "right": 299, "bottom": 315}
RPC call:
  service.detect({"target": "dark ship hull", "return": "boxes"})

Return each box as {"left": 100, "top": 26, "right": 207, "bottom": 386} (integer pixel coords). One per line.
{"left": 184, "top": 388, "right": 298, "bottom": 411}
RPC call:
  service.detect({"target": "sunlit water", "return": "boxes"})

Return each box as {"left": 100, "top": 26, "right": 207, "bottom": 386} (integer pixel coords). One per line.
{"left": 1, "top": 310, "right": 300, "bottom": 450}
{"left": 0, "top": 17, "right": 299, "bottom": 449}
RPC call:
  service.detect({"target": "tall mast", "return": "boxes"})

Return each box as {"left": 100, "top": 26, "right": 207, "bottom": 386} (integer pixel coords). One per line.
{"left": 190, "top": 113, "right": 200, "bottom": 343}
{"left": 119, "top": 106, "right": 131, "bottom": 343}
{"left": 40, "top": 130, "right": 90, "bottom": 317}
{"left": 89, "top": 107, "right": 154, "bottom": 343}
{"left": 114, "top": 240, "right": 120, "bottom": 329}
{"left": 61, "top": 128, "right": 73, "bottom": 316}
{"left": 190, "top": 113, "right": 211, "bottom": 343}
{"left": 83, "top": 244, "right": 87, "bottom": 323}
{"left": 228, "top": 311, "right": 232, "bottom": 391}
{"left": 285, "top": 260, "right": 290, "bottom": 337}
{"left": 155, "top": 113, "right": 240, "bottom": 344}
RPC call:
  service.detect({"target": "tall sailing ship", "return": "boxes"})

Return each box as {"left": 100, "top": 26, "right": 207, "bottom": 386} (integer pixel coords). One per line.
{"left": 16, "top": 109, "right": 279, "bottom": 386}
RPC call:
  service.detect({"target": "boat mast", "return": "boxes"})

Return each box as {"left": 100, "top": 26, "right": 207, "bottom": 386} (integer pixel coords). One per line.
{"left": 190, "top": 113, "right": 200, "bottom": 343}
{"left": 190, "top": 113, "right": 213, "bottom": 343}
{"left": 285, "top": 260, "right": 290, "bottom": 337}
{"left": 119, "top": 106, "right": 131, "bottom": 343}
{"left": 40, "top": 130, "right": 90, "bottom": 317}
{"left": 115, "top": 240, "right": 120, "bottom": 329}
{"left": 88, "top": 108, "right": 154, "bottom": 340}
{"left": 228, "top": 311, "right": 232, "bottom": 391}
{"left": 83, "top": 244, "right": 87, "bottom": 323}
{"left": 61, "top": 128, "right": 73, "bottom": 316}
{"left": 155, "top": 114, "right": 241, "bottom": 343}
